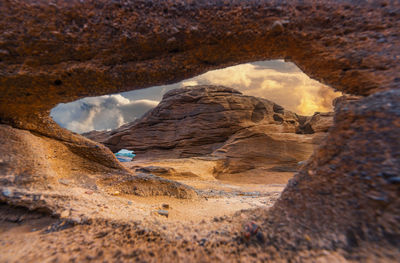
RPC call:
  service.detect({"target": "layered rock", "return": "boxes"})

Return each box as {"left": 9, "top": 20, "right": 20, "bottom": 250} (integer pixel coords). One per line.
{"left": 296, "top": 112, "right": 334, "bottom": 134}
{"left": 85, "top": 85, "right": 324, "bottom": 178}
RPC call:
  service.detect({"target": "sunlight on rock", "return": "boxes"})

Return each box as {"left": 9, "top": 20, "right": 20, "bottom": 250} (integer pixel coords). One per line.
{"left": 51, "top": 60, "right": 341, "bottom": 133}
{"left": 184, "top": 61, "right": 342, "bottom": 115}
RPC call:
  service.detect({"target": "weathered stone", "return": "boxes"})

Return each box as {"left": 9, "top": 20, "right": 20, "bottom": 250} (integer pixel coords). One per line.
{"left": 88, "top": 86, "right": 308, "bottom": 156}
{"left": 0, "top": 0, "right": 398, "bottom": 257}
{"left": 157, "top": 209, "right": 169, "bottom": 218}
{"left": 296, "top": 112, "right": 334, "bottom": 134}
{"left": 86, "top": 85, "right": 322, "bottom": 178}
{"left": 264, "top": 89, "right": 400, "bottom": 251}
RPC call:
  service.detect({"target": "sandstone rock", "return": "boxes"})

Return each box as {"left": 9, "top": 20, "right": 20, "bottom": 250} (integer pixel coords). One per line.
{"left": 264, "top": 89, "right": 400, "bottom": 252}
{"left": 0, "top": 0, "right": 398, "bottom": 258}
{"left": 157, "top": 209, "right": 169, "bottom": 218}
{"left": 89, "top": 86, "right": 305, "bottom": 156}
{"left": 333, "top": 95, "right": 363, "bottom": 109}
{"left": 86, "top": 85, "right": 322, "bottom": 178}
{"left": 296, "top": 112, "right": 334, "bottom": 134}
{"left": 81, "top": 130, "right": 112, "bottom": 143}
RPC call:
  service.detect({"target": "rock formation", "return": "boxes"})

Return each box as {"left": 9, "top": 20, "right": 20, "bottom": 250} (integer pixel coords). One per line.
{"left": 0, "top": 0, "right": 399, "bottom": 260}
{"left": 296, "top": 112, "right": 334, "bottom": 134}
{"left": 85, "top": 85, "right": 324, "bottom": 178}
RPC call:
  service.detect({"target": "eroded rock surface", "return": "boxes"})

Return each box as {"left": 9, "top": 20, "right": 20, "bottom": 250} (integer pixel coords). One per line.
{"left": 263, "top": 89, "right": 400, "bottom": 252}
{"left": 0, "top": 0, "right": 399, "bottom": 261}
{"left": 85, "top": 85, "right": 324, "bottom": 179}
{"left": 296, "top": 112, "right": 334, "bottom": 134}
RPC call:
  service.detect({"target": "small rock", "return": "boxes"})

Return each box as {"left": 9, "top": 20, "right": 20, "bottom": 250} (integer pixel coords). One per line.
{"left": 297, "top": 160, "right": 306, "bottom": 166}
{"left": 242, "top": 221, "right": 262, "bottom": 242}
{"left": 198, "top": 238, "right": 207, "bottom": 246}
{"left": 161, "top": 203, "right": 169, "bottom": 209}
{"left": 2, "top": 188, "right": 11, "bottom": 197}
{"left": 58, "top": 179, "right": 71, "bottom": 185}
{"left": 85, "top": 190, "right": 94, "bottom": 195}
{"left": 157, "top": 209, "right": 169, "bottom": 218}
{"left": 190, "top": 25, "right": 198, "bottom": 31}
{"left": 127, "top": 201, "right": 133, "bottom": 205}
{"left": 112, "top": 191, "right": 120, "bottom": 196}
{"left": 166, "top": 37, "right": 176, "bottom": 44}
{"left": 170, "top": 27, "right": 179, "bottom": 34}
{"left": 270, "top": 21, "right": 284, "bottom": 33}
{"left": 71, "top": 217, "right": 82, "bottom": 224}
{"left": 60, "top": 210, "right": 70, "bottom": 218}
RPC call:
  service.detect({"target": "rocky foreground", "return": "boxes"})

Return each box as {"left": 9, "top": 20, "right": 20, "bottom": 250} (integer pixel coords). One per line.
{"left": 85, "top": 85, "right": 333, "bottom": 181}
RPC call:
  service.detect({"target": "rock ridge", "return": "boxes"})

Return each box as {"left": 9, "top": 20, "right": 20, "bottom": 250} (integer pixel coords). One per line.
{"left": 85, "top": 85, "right": 328, "bottom": 177}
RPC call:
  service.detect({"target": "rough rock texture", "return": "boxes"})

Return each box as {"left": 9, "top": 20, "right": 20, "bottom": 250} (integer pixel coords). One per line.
{"left": 0, "top": 0, "right": 399, "bottom": 260}
{"left": 296, "top": 112, "right": 334, "bottom": 134}
{"left": 263, "top": 89, "right": 400, "bottom": 252}
{"left": 86, "top": 85, "right": 323, "bottom": 179}
{"left": 91, "top": 86, "right": 315, "bottom": 153}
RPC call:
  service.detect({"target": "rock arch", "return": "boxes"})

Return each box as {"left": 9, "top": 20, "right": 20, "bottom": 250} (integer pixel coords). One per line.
{"left": 0, "top": 0, "right": 399, "bottom": 255}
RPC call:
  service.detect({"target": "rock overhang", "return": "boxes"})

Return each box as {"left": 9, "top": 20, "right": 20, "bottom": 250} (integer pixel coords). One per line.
{"left": 1, "top": 0, "right": 399, "bottom": 123}
{"left": 0, "top": 0, "right": 399, "bottom": 256}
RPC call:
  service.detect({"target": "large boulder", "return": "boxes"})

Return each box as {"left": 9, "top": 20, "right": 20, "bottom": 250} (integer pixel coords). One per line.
{"left": 85, "top": 85, "right": 323, "bottom": 178}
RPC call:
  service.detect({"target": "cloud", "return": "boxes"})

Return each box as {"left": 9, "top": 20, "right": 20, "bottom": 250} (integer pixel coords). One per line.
{"left": 51, "top": 94, "right": 158, "bottom": 133}
{"left": 179, "top": 61, "right": 342, "bottom": 115}
{"left": 51, "top": 60, "right": 342, "bottom": 133}
{"left": 181, "top": 80, "right": 199, "bottom": 87}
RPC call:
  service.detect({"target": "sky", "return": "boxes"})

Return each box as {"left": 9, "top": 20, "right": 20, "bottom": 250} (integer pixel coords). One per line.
{"left": 50, "top": 60, "right": 342, "bottom": 134}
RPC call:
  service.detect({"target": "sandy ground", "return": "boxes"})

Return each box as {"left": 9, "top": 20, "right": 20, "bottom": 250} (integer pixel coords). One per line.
{"left": 123, "top": 157, "right": 291, "bottom": 222}
{"left": 1, "top": 157, "right": 394, "bottom": 262}
{"left": 0, "top": 157, "right": 293, "bottom": 262}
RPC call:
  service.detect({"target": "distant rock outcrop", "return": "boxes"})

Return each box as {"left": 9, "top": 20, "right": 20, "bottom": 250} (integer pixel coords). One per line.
{"left": 296, "top": 112, "right": 334, "bottom": 134}
{"left": 85, "top": 85, "right": 330, "bottom": 177}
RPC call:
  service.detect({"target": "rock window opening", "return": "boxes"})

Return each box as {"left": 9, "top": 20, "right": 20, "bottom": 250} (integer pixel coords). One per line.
{"left": 50, "top": 60, "right": 342, "bottom": 220}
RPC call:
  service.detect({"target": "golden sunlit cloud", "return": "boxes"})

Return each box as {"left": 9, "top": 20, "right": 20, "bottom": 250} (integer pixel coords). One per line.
{"left": 182, "top": 61, "right": 342, "bottom": 115}
{"left": 52, "top": 60, "right": 342, "bottom": 133}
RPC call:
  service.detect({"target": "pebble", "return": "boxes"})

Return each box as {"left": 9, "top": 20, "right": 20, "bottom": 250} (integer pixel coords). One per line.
{"left": 170, "top": 27, "right": 179, "bottom": 34}
{"left": 157, "top": 210, "right": 169, "bottom": 218}
{"left": 242, "top": 221, "right": 263, "bottom": 242}
{"left": 270, "top": 20, "right": 284, "bottom": 33}
{"left": 166, "top": 37, "right": 176, "bottom": 44}
{"left": 58, "top": 179, "right": 71, "bottom": 185}
{"left": 127, "top": 201, "right": 133, "bottom": 205}
{"left": 161, "top": 203, "right": 169, "bottom": 209}
{"left": 2, "top": 188, "right": 11, "bottom": 197}
{"left": 60, "top": 210, "right": 70, "bottom": 218}
{"left": 198, "top": 238, "right": 207, "bottom": 246}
